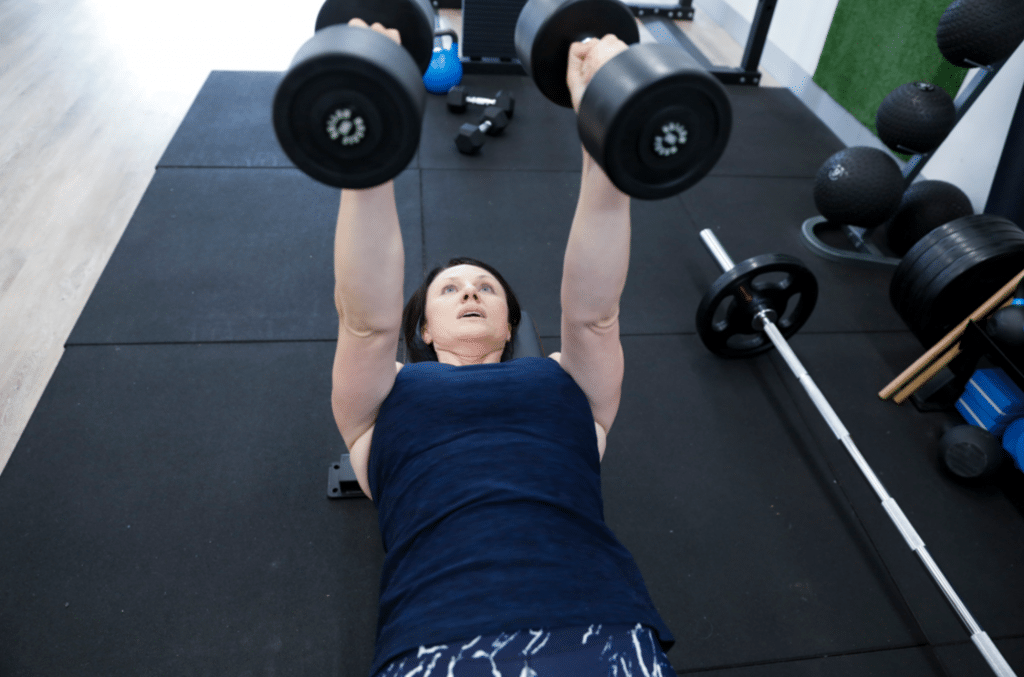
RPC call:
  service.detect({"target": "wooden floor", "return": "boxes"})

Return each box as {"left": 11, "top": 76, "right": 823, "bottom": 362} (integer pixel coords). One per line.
{"left": 0, "top": 1, "right": 777, "bottom": 476}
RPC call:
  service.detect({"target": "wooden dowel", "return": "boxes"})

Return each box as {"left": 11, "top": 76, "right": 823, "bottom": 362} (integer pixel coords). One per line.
{"left": 893, "top": 345, "right": 961, "bottom": 405}
{"left": 879, "top": 268, "right": 1024, "bottom": 400}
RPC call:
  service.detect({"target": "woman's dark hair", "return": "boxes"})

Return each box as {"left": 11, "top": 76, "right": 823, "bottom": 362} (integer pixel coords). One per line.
{"left": 403, "top": 257, "right": 521, "bottom": 363}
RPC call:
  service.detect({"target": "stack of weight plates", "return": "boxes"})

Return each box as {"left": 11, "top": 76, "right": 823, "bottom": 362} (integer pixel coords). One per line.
{"left": 890, "top": 214, "right": 1024, "bottom": 346}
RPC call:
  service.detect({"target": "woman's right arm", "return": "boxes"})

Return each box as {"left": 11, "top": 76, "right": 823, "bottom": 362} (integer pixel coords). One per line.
{"left": 332, "top": 181, "right": 404, "bottom": 451}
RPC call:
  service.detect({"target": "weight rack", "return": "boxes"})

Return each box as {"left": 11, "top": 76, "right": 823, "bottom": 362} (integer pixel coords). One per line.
{"left": 801, "top": 57, "right": 1011, "bottom": 268}
{"left": 451, "top": 0, "right": 775, "bottom": 86}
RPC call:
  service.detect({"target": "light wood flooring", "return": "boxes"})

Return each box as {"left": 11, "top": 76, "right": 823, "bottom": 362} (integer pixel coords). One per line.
{"left": 0, "top": 1, "right": 777, "bottom": 476}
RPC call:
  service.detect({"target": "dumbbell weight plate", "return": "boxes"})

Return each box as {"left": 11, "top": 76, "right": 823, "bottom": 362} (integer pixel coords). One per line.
{"left": 315, "top": 0, "right": 436, "bottom": 74}
{"left": 273, "top": 25, "right": 425, "bottom": 188}
{"left": 515, "top": 0, "right": 640, "bottom": 109}
{"left": 696, "top": 253, "right": 818, "bottom": 358}
{"left": 580, "top": 43, "right": 732, "bottom": 199}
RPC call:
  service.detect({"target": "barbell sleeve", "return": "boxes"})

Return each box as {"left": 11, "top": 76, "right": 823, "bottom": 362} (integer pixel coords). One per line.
{"left": 696, "top": 228, "right": 1018, "bottom": 677}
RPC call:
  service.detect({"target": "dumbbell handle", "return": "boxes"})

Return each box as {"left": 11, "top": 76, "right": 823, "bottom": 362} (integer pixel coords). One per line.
{"left": 698, "top": 228, "right": 1018, "bottom": 677}
{"left": 466, "top": 94, "right": 500, "bottom": 107}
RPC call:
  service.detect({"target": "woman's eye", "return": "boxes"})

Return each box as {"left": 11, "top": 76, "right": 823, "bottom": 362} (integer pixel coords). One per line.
{"left": 482, "top": 284, "right": 493, "bottom": 292}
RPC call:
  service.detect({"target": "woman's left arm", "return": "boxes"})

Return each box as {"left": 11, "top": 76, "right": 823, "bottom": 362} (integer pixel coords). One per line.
{"left": 558, "top": 147, "right": 631, "bottom": 435}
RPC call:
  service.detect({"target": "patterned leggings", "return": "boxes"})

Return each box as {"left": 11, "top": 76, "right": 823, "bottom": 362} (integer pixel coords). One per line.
{"left": 374, "top": 623, "right": 675, "bottom": 677}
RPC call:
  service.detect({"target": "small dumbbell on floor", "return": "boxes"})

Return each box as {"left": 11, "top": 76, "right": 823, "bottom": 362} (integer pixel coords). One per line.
{"left": 455, "top": 106, "right": 509, "bottom": 155}
{"left": 447, "top": 86, "right": 515, "bottom": 119}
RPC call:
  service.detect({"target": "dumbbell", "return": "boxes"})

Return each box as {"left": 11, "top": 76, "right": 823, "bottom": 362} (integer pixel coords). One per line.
{"left": 272, "top": 0, "right": 435, "bottom": 188}
{"left": 514, "top": 0, "right": 732, "bottom": 199}
{"left": 455, "top": 106, "right": 510, "bottom": 154}
{"left": 446, "top": 86, "right": 516, "bottom": 119}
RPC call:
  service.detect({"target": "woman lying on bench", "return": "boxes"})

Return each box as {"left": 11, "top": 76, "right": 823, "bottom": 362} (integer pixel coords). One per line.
{"left": 332, "top": 20, "right": 675, "bottom": 677}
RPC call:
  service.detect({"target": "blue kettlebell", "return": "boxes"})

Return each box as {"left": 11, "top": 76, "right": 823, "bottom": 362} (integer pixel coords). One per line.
{"left": 423, "top": 28, "right": 462, "bottom": 94}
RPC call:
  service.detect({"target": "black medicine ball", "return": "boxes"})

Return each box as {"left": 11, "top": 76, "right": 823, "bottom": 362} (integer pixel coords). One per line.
{"left": 876, "top": 82, "right": 956, "bottom": 155}
{"left": 886, "top": 180, "right": 974, "bottom": 256}
{"left": 937, "top": 0, "right": 1024, "bottom": 68}
{"left": 814, "top": 147, "right": 905, "bottom": 228}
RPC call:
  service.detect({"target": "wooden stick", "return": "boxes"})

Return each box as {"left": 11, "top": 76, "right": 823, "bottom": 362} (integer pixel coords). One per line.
{"left": 879, "top": 268, "right": 1024, "bottom": 400}
{"left": 893, "top": 345, "right": 961, "bottom": 405}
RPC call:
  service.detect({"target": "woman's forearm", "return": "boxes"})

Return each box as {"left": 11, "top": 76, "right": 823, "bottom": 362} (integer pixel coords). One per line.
{"left": 334, "top": 181, "right": 405, "bottom": 335}
{"left": 561, "top": 149, "right": 631, "bottom": 326}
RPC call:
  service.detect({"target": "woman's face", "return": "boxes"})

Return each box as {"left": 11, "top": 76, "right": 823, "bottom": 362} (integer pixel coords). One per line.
{"left": 422, "top": 264, "right": 512, "bottom": 362}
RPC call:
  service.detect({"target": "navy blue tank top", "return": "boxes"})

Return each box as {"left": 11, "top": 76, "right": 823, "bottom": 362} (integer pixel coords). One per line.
{"left": 367, "top": 356, "right": 674, "bottom": 675}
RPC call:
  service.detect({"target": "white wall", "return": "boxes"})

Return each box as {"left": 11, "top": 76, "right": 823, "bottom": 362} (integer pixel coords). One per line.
{"left": 705, "top": 0, "right": 839, "bottom": 75}
{"left": 694, "top": 0, "right": 1024, "bottom": 212}
{"left": 923, "top": 45, "right": 1024, "bottom": 211}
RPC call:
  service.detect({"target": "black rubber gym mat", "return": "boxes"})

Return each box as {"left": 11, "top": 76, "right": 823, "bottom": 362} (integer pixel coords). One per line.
{"left": 158, "top": 71, "right": 295, "bottom": 168}
{"left": 747, "top": 332, "right": 1024, "bottom": 646}
{"left": 5, "top": 69, "right": 1024, "bottom": 677}
{"left": 0, "top": 343, "right": 382, "bottom": 677}
{"left": 65, "top": 168, "right": 422, "bottom": 346}
{"left": 420, "top": 168, "right": 716, "bottom": 337}
{"left": 675, "top": 646, "right": 947, "bottom": 676}
{"left": 605, "top": 334, "right": 932, "bottom": 670}
{"left": 0, "top": 337, "right": 930, "bottom": 676}
{"left": 712, "top": 86, "right": 846, "bottom": 179}
{"left": 934, "top": 637, "right": 1024, "bottom": 677}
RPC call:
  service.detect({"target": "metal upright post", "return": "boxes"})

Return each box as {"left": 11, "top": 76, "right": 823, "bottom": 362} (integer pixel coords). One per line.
{"left": 740, "top": 0, "right": 778, "bottom": 77}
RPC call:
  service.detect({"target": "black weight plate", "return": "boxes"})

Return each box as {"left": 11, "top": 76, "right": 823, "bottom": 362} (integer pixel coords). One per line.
{"left": 898, "top": 222, "right": 1024, "bottom": 322}
{"left": 917, "top": 243, "right": 1024, "bottom": 345}
{"left": 515, "top": 0, "right": 640, "bottom": 109}
{"left": 895, "top": 217, "right": 1022, "bottom": 321}
{"left": 891, "top": 215, "right": 987, "bottom": 306}
{"left": 696, "top": 253, "right": 818, "bottom": 358}
{"left": 273, "top": 26, "right": 425, "bottom": 188}
{"left": 890, "top": 215, "right": 1017, "bottom": 314}
{"left": 917, "top": 236, "right": 1024, "bottom": 321}
{"left": 921, "top": 237, "right": 1024, "bottom": 340}
{"left": 579, "top": 43, "right": 732, "bottom": 199}
{"left": 891, "top": 219, "right": 984, "bottom": 320}
{"left": 903, "top": 234, "right": 1024, "bottom": 336}
{"left": 893, "top": 214, "right": 992, "bottom": 295}
{"left": 895, "top": 221, "right": 1021, "bottom": 328}
{"left": 315, "top": 0, "right": 436, "bottom": 74}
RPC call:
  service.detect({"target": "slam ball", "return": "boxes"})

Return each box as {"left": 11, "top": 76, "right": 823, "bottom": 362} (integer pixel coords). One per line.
{"left": 814, "top": 147, "right": 905, "bottom": 228}
{"left": 876, "top": 82, "right": 956, "bottom": 155}
{"left": 886, "top": 180, "right": 974, "bottom": 256}
{"left": 937, "top": 0, "right": 1024, "bottom": 68}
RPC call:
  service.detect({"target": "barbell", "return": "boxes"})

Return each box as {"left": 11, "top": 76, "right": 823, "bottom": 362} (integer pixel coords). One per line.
{"left": 696, "top": 229, "right": 1017, "bottom": 677}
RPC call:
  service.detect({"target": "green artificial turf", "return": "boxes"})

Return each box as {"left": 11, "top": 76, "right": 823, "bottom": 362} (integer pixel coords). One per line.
{"left": 814, "top": 0, "right": 967, "bottom": 146}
